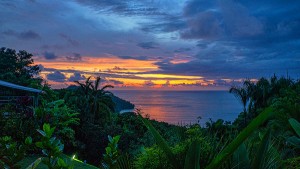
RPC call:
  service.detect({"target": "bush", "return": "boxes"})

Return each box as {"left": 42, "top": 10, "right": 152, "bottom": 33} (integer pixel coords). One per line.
{"left": 35, "top": 100, "right": 79, "bottom": 147}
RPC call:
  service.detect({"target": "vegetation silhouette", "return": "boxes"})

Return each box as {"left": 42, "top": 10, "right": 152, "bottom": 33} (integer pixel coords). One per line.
{"left": 0, "top": 48, "right": 299, "bottom": 168}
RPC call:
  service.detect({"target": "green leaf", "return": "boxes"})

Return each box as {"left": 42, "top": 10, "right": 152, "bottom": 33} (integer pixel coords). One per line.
{"left": 117, "top": 154, "right": 133, "bottom": 169}
{"left": 42, "top": 123, "right": 55, "bottom": 138}
{"left": 49, "top": 126, "right": 56, "bottom": 138}
{"left": 114, "top": 135, "right": 121, "bottom": 143}
{"left": 26, "top": 158, "right": 41, "bottom": 169}
{"left": 138, "top": 114, "right": 179, "bottom": 169}
{"left": 106, "top": 147, "right": 112, "bottom": 154}
{"left": 252, "top": 130, "right": 271, "bottom": 169}
{"left": 36, "top": 129, "right": 46, "bottom": 137}
{"left": 58, "top": 144, "right": 64, "bottom": 152}
{"left": 205, "top": 107, "right": 275, "bottom": 169}
{"left": 42, "top": 149, "right": 48, "bottom": 156}
{"left": 232, "top": 143, "right": 250, "bottom": 169}
{"left": 108, "top": 135, "right": 113, "bottom": 143}
{"left": 49, "top": 137, "right": 56, "bottom": 144}
{"left": 35, "top": 142, "right": 43, "bottom": 148}
{"left": 25, "top": 137, "right": 32, "bottom": 145}
{"left": 287, "top": 136, "right": 300, "bottom": 148}
{"left": 2, "top": 136, "right": 11, "bottom": 142}
{"left": 57, "top": 158, "right": 67, "bottom": 167}
{"left": 43, "top": 123, "right": 51, "bottom": 134}
{"left": 289, "top": 118, "right": 300, "bottom": 137}
{"left": 184, "top": 140, "right": 201, "bottom": 169}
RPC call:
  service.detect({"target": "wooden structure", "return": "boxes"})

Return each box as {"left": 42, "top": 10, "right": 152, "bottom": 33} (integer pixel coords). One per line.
{"left": 0, "top": 80, "right": 43, "bottom": 107}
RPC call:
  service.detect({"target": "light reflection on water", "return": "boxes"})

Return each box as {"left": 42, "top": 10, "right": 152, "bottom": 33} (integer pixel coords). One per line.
{"left": 113, "top": 90, "right": 243, "bottom": 125}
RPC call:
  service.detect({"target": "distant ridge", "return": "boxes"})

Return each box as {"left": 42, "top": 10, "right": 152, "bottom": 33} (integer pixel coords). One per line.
{"left": 111, "top": 94, "right": 135, "bottom": 113}
{"left": 66, "top": 85, "right": 135, "bottom": 113}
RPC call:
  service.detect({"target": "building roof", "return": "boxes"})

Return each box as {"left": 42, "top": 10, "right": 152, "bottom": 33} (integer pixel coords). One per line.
{"left": 0, "top": 80, "right": 43, "bottom": 93}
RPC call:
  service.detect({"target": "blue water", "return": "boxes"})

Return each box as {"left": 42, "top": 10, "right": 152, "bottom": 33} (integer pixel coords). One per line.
{"left": 113, "top": 90, "right": 243, "bottom": 125}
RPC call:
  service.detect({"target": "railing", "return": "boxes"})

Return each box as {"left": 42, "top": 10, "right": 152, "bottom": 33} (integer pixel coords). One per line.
{"left": 0, "top": 96, "right": 35, "bottom": 107}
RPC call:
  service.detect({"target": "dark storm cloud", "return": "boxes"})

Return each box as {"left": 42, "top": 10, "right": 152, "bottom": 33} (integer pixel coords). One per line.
{"left": 137, "top": 42, "right": 159, "bottom": 49}
{"left": 174, "top": 0, "right": 300, "bottom": 79}
{"left": 2, "top": 30, "right": 40, "bottom": 40}
{"left": 181, "top": 0, "right": 264, "bottom": 40}
{"left": 153, "top": 56, "right": 300, "bottom": 79}
{"left": 47, "top": 71, "right": 66, "bottom": 82}
{"left": 44, "top": 52, "right": 58, "bottom": 60}
{"left": 66, "top": 53, "right": 82, "bottom": 61}
{"left": 1, "top": 0, "right": 300, "bottom": 85}
{"left": 181, "top": 11, "right": 223, "bottom": 40}
{"left": 153, "top": 60, "right": 244, "bottom": 78}
{"left": 181, "top": 0, "right": 300, "bottom": 43}
{"left": 76, "top": 0, "right": 186, "bottom": 35}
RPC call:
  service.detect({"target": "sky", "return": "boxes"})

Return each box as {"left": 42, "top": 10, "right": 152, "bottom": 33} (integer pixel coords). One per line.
{"left": 0, "top": 0, "right": 299, "bottom": 90}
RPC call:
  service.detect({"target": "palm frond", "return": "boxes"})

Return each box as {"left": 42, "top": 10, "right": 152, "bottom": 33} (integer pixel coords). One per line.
{"left": 232, "top": 143, "right": 250, "bottom": 169}
{"left": 117, "top": 154, "right": 134, "bottom": 169}
{"left": 205, "top": 107, "right": 275, "bottom": 169}
{"left": 184, "top": 140, "right": 201, "bottom": 169}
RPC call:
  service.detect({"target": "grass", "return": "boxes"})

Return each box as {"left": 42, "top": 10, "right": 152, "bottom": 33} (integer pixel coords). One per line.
{"left": 18, "top": 154, "right": 98, "bottom": 169}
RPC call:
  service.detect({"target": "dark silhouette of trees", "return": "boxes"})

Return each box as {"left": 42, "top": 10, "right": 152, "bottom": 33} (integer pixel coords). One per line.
{"left": 0, "top": 47, "right": 41, "bottom": 87}
{"left": 74, "top": 76, "right": 114, "bottom": 124}
{"left": 229, "top": 86, "right": 249, "bottom": 113}
{"left": 230, "top": 75, "right": 296, "bottom": 127}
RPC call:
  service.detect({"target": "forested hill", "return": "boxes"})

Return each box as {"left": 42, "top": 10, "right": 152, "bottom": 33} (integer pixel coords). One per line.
{"left": 110, "top": 94, "right": 135, "bottom": 113}
{"left": 64, "top": 85, "right": 134, "bottom": 113}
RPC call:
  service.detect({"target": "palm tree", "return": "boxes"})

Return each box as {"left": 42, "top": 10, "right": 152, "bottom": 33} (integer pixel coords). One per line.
{"left": 74, "top": 76, "right": 114, "bottom": 124}
{"left": 74, "top": 77, "right": 93, "bottom": 122}
{"left": 230, "top": 84, "right": 250, "bottom": 125}
{"left": 229, "top": 85, "right": 249, "bottom": 113}
{"left": 255, "top": 78, "right": 271, "bottom": 108}
{"left": 90, "top": 77, "right": 114, "bottom": 124}
{"left": 243, "top": 80, "right": 257, "bottom": 116}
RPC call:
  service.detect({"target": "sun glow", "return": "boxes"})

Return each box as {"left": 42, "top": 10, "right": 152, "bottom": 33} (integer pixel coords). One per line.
{"left": 35, "top": 56, "right": 158, "bottom": 73}
{"left": 35, "top": 55, "right": 216, "bottom": 89}
{"left": 135, "top": 74, "right": 203, "bottom": 79}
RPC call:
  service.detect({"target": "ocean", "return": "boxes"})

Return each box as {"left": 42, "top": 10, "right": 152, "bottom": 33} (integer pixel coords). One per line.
{"left": 113, "top": 90, "right": 243, "bottom": 126}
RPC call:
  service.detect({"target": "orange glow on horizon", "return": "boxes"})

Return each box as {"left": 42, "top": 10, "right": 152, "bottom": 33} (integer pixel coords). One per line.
{"left": 35, "top": 56, "right": 158, "bottom": 73}
{"left": 34, "top": 55, "right": 225, "bottom": 90}
{"left": 135, "top": 74, "right": 203, "bottom": 79}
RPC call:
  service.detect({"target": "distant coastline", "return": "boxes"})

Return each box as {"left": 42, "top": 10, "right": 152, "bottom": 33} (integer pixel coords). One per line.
{"left": 119, "top": 109, "right": 135, "bottom": 114}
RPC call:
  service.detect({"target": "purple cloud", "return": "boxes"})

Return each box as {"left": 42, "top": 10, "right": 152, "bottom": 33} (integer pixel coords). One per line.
{"left": 47, "top": 71, "right": 66, "bottom": 82}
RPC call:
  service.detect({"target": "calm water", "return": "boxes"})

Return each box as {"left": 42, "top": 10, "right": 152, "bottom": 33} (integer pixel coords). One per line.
{"left": 113, "top": 90, "right": 243, "bottom": 125}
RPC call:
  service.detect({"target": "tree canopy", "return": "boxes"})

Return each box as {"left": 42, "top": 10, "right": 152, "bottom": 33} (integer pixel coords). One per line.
{"left": 0, "top": 47, "right": 41, "bottom": 87}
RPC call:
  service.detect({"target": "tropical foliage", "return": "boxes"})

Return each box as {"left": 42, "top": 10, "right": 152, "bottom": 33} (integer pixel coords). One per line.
{"left": 0, "top": 47, "right": 41, "bottom": 87}
{"left": 0, "top": 136, "right": 32, "bottom": 169}
{"left": 74, "top": 76, "right": 115, "bottom": 124}
{"left": 0, "top": 48, "right": 300, "bottom": 168}
{"left": 35, "top": 123, "right": 73, "bottom": 169}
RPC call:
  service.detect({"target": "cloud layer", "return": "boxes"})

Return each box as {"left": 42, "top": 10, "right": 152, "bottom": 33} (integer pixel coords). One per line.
{"left": 1, "top": 0, "right": 299, "bottom": 89}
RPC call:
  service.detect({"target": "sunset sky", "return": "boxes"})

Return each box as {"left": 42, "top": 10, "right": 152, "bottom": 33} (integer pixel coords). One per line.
{"left": 1, "top": 0, "right": 299, "bottom": 90}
